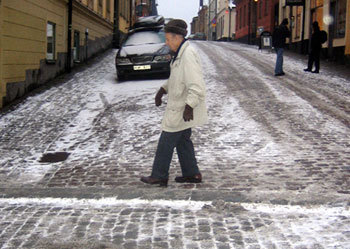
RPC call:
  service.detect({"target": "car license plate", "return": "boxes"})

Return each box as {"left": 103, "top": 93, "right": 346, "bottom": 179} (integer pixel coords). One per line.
{"left": 133, "top": 65, "right": 151, "bottom": 70}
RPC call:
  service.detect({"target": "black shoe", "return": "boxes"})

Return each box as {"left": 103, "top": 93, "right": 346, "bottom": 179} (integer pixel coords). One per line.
{"left": 140, "top": 176, "right": 168, "bottom": 187}
{"left": 304, "top": 68, "right": 311, "bottom": 72}
{"left": 274, "top": 73, "right": 284, "bottom": 77}
{"left": 175, "top": 174, "right": 202, "bottom": 183}
{"left": 312, "top": 70, "right": 319, "bottom": 73}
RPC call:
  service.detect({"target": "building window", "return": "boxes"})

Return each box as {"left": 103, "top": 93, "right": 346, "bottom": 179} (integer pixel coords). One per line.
{"left": 311, "top": 0, "right": 323, "bottom": 8}
{"left": 264, "top": 0, "right": 268, "bottom": 16}
{"left": 120, "top": 0, "right": 124, "bottom": 17}
{"left": 98, "top": 0, "right": 102, "bottom": 15}
{"left": 334, "top": 0, "right": 346, "bottom": 38}
{"left": 88, "top": 0, "right": 94, "bottom": 9}
{"left": 126, "top": 0, "right": 129, "bottom": 21}
{"left": 244, "top": 5, "right": 246, "bottom": 27}
{"left": 46, "top": 22, "right": 56, "bottom": 60}
{"left": 295, "top": 6, "right": 302, "bottom": 39}
{"left": 239, "top": 8, "right": 242, "bottom": 29}
{"left": 259, "top": 1, "right": 262, "bottom": 19}
{"left": 73, "top": 31, "right": 80, "bottom": 61}
{"left": 106, "top": 0, "right": 111, "bottom": 19}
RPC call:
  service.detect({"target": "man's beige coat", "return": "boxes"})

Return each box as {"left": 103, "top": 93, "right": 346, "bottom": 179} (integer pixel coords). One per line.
{"left": 161, "top": 41, "right": 208, "bottom": 132}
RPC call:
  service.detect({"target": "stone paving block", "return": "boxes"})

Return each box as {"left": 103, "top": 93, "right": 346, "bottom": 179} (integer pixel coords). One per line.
{"left": 0, "top": 198, "right": 348, "bottom": 248}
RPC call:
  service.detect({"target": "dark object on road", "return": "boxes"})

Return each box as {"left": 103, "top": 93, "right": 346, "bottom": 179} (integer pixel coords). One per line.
{"left": 115, "top": 15, "right": 171, "bottom": 81}
{"left": 39, "top": 152, "right": 70, "bottom": 163}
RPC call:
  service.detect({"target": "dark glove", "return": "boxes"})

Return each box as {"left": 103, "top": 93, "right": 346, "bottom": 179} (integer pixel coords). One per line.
{"left": 155, "top": 87, "right": 166, "bottom": 106}
{"left": 183, "top": 104, "right": 193, "bottom": 122}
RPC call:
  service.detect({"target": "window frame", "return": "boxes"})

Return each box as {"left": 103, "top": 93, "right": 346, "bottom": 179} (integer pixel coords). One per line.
{"left": 264, "top": 0, "right": 268, "bottom": 16}
{"left": 334, "top": 0, "right": 346, "bottom": 38}
{"left": 46, "top": 21, "right": 56, "bottom": 61}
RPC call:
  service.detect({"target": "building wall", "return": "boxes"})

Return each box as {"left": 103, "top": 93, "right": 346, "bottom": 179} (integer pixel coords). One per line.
{"left": 0, "top": 0, "right": 115, "bottom": 109}
{"left": 256, "top": 0, "right": 279, "bottom": 34}
{"left": 191, "top": 17, "right": 199, "bottom": 34}
{"left": 0, "top": 0, "right": 68, "bottom": 108}
{"left": 235, "top": 0, "right": 249, "bottom": 42}
{"left": 235, "top": 0, "right": 278, "bottom": 43}
{"left": 198, "top": 6, "right": 208, "bottom": 36}
{"left": 217, "top": 0, "right": 227, "bottom": 40}
{"left": 73, "top": 1, "right": 114, "bottom": 61}
{"left": 120, "top": 0, "right": 132, "bottom": 36}
{"left": 346, "top": 0, "right": 350, "bottom": 56}
{"left": 216, "top": 0, "right": 236, "bottom": 41}
{"left": 0, "top": 0, "right": 5, "bottom": 105}
{"left": 208, "top": 0, "right": 217, "bottom": 40}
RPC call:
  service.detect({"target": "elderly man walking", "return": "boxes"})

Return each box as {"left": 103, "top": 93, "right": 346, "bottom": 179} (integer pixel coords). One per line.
{"left": 140, "top": 19, "right": 208, "bottom": 187}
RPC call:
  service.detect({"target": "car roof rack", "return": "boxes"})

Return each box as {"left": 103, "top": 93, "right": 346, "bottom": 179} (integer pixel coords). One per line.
{"left": 133, "top": 15, "right": 165, "bottom": 29}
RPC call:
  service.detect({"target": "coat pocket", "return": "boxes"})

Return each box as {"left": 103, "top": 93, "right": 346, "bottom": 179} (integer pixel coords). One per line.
{"left": 163, "top": 108, "right": 184, "bottom": 129}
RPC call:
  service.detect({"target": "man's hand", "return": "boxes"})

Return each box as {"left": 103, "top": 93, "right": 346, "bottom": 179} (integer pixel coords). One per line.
{"left": 155, "top": 87, "right": 166, "bottom": 106}
{"left": 183, "top": 104, "right": 193, "bottom": 122}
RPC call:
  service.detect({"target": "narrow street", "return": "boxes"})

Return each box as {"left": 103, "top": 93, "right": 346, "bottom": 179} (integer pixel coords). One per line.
{"left": 0, "top": 41, "right": 349, "bottom": 249}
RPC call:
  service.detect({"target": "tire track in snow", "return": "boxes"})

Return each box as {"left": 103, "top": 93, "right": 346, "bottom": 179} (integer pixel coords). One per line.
{"left": 218, "top": 42, "right": 350, "bottom": 128}
{"left": 196, "top": 41, "right": 308, "bottom": 144}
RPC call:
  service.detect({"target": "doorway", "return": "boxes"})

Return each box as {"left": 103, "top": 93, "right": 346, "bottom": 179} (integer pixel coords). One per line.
{"left": 73, "top": 31, "right": 80, "bottom": 62}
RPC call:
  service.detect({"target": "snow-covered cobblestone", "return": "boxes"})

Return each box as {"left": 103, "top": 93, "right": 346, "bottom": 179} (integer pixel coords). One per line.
{"left": 0, "top": 41, "right": 349, "bottom": 248}
{"left": 0, "top": 198, "right": 349, "bottom": 249}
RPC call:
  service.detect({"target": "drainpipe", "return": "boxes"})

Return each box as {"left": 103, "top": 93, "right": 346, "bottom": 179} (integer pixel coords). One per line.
{"left": 129, "top": 0, "right": 132, "bottom": 25}
{"left": 301, "top": 1, "right": 306, "bottom": 54}
{"left": 113, "top": 0, "right": 120, "bottom": 48}
{"left": 67, "top": 0, "right": 73, "bottom": 73}
{"left": 215, "top": 0, "right": 217, "bottom": 40}
{"left": 248, "top": 0, "right": 251, "bottom": 44}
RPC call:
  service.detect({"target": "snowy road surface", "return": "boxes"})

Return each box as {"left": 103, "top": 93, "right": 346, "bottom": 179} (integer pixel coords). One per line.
{"left": 0, "top": 41, "right": 349, "bottom": 248}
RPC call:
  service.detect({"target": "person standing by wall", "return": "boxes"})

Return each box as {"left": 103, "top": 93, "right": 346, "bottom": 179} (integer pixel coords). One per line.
{"left": 272, "top": 18, "right": 291, "bottom": 76}
{"left": 140, "top": 19, "right": 208, "bottom": 187}
{"left": 304, "top": 21, "right": 323, "bottom": 74}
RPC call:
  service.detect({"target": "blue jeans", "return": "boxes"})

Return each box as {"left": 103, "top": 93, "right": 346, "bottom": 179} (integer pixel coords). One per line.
{"left": 275, "top": 48, "right": 284, "bottom": 74}
{"left": 151, "top": 129, "right": 200, "bottom": 180}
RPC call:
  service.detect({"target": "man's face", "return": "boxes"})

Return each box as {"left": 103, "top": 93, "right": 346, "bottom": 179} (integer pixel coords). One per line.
{"left": 165, "top": 33, "right": 182, "bottom": 52}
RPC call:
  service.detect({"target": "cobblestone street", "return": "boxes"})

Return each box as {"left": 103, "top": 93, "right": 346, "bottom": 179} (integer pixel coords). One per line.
{"left": 0, "top": 42, "right": 349, "bottom": 248}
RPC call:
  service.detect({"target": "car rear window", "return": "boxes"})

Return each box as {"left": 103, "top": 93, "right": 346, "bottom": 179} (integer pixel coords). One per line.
{"left": 124, "top": 31, "right": 165, "bottom": 46}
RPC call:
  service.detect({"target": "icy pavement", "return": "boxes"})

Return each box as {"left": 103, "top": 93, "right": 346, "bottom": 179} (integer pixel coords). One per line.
{"left": 0, "top": 41, "right": 349, "bottom": 248}
{"left": 0, "top": 198, "right": 349, "bottom": 249}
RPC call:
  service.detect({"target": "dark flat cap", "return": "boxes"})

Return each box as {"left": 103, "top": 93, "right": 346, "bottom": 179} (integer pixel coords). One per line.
{"left": 164, "top": 19, "right": 187, "bottom": 37}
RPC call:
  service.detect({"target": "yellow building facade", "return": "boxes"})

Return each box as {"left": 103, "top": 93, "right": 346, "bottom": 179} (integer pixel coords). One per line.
{"left": 119, "top": 0, "right": 133, "bottom": 37}
{"left": 0, "top": 0, "right": 134, "bottom": 109}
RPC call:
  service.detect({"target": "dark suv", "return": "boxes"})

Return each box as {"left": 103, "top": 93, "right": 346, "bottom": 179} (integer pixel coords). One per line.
{"left": 115, "top": 16, "right": 171, "bottom": 81}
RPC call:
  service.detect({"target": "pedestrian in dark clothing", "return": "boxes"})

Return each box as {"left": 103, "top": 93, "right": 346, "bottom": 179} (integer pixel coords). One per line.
{"left": 304, "top": 21, "right": 323, "bottom": 73}
{"left": 272, "top": 18, "right": 291, "bottom": 76}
